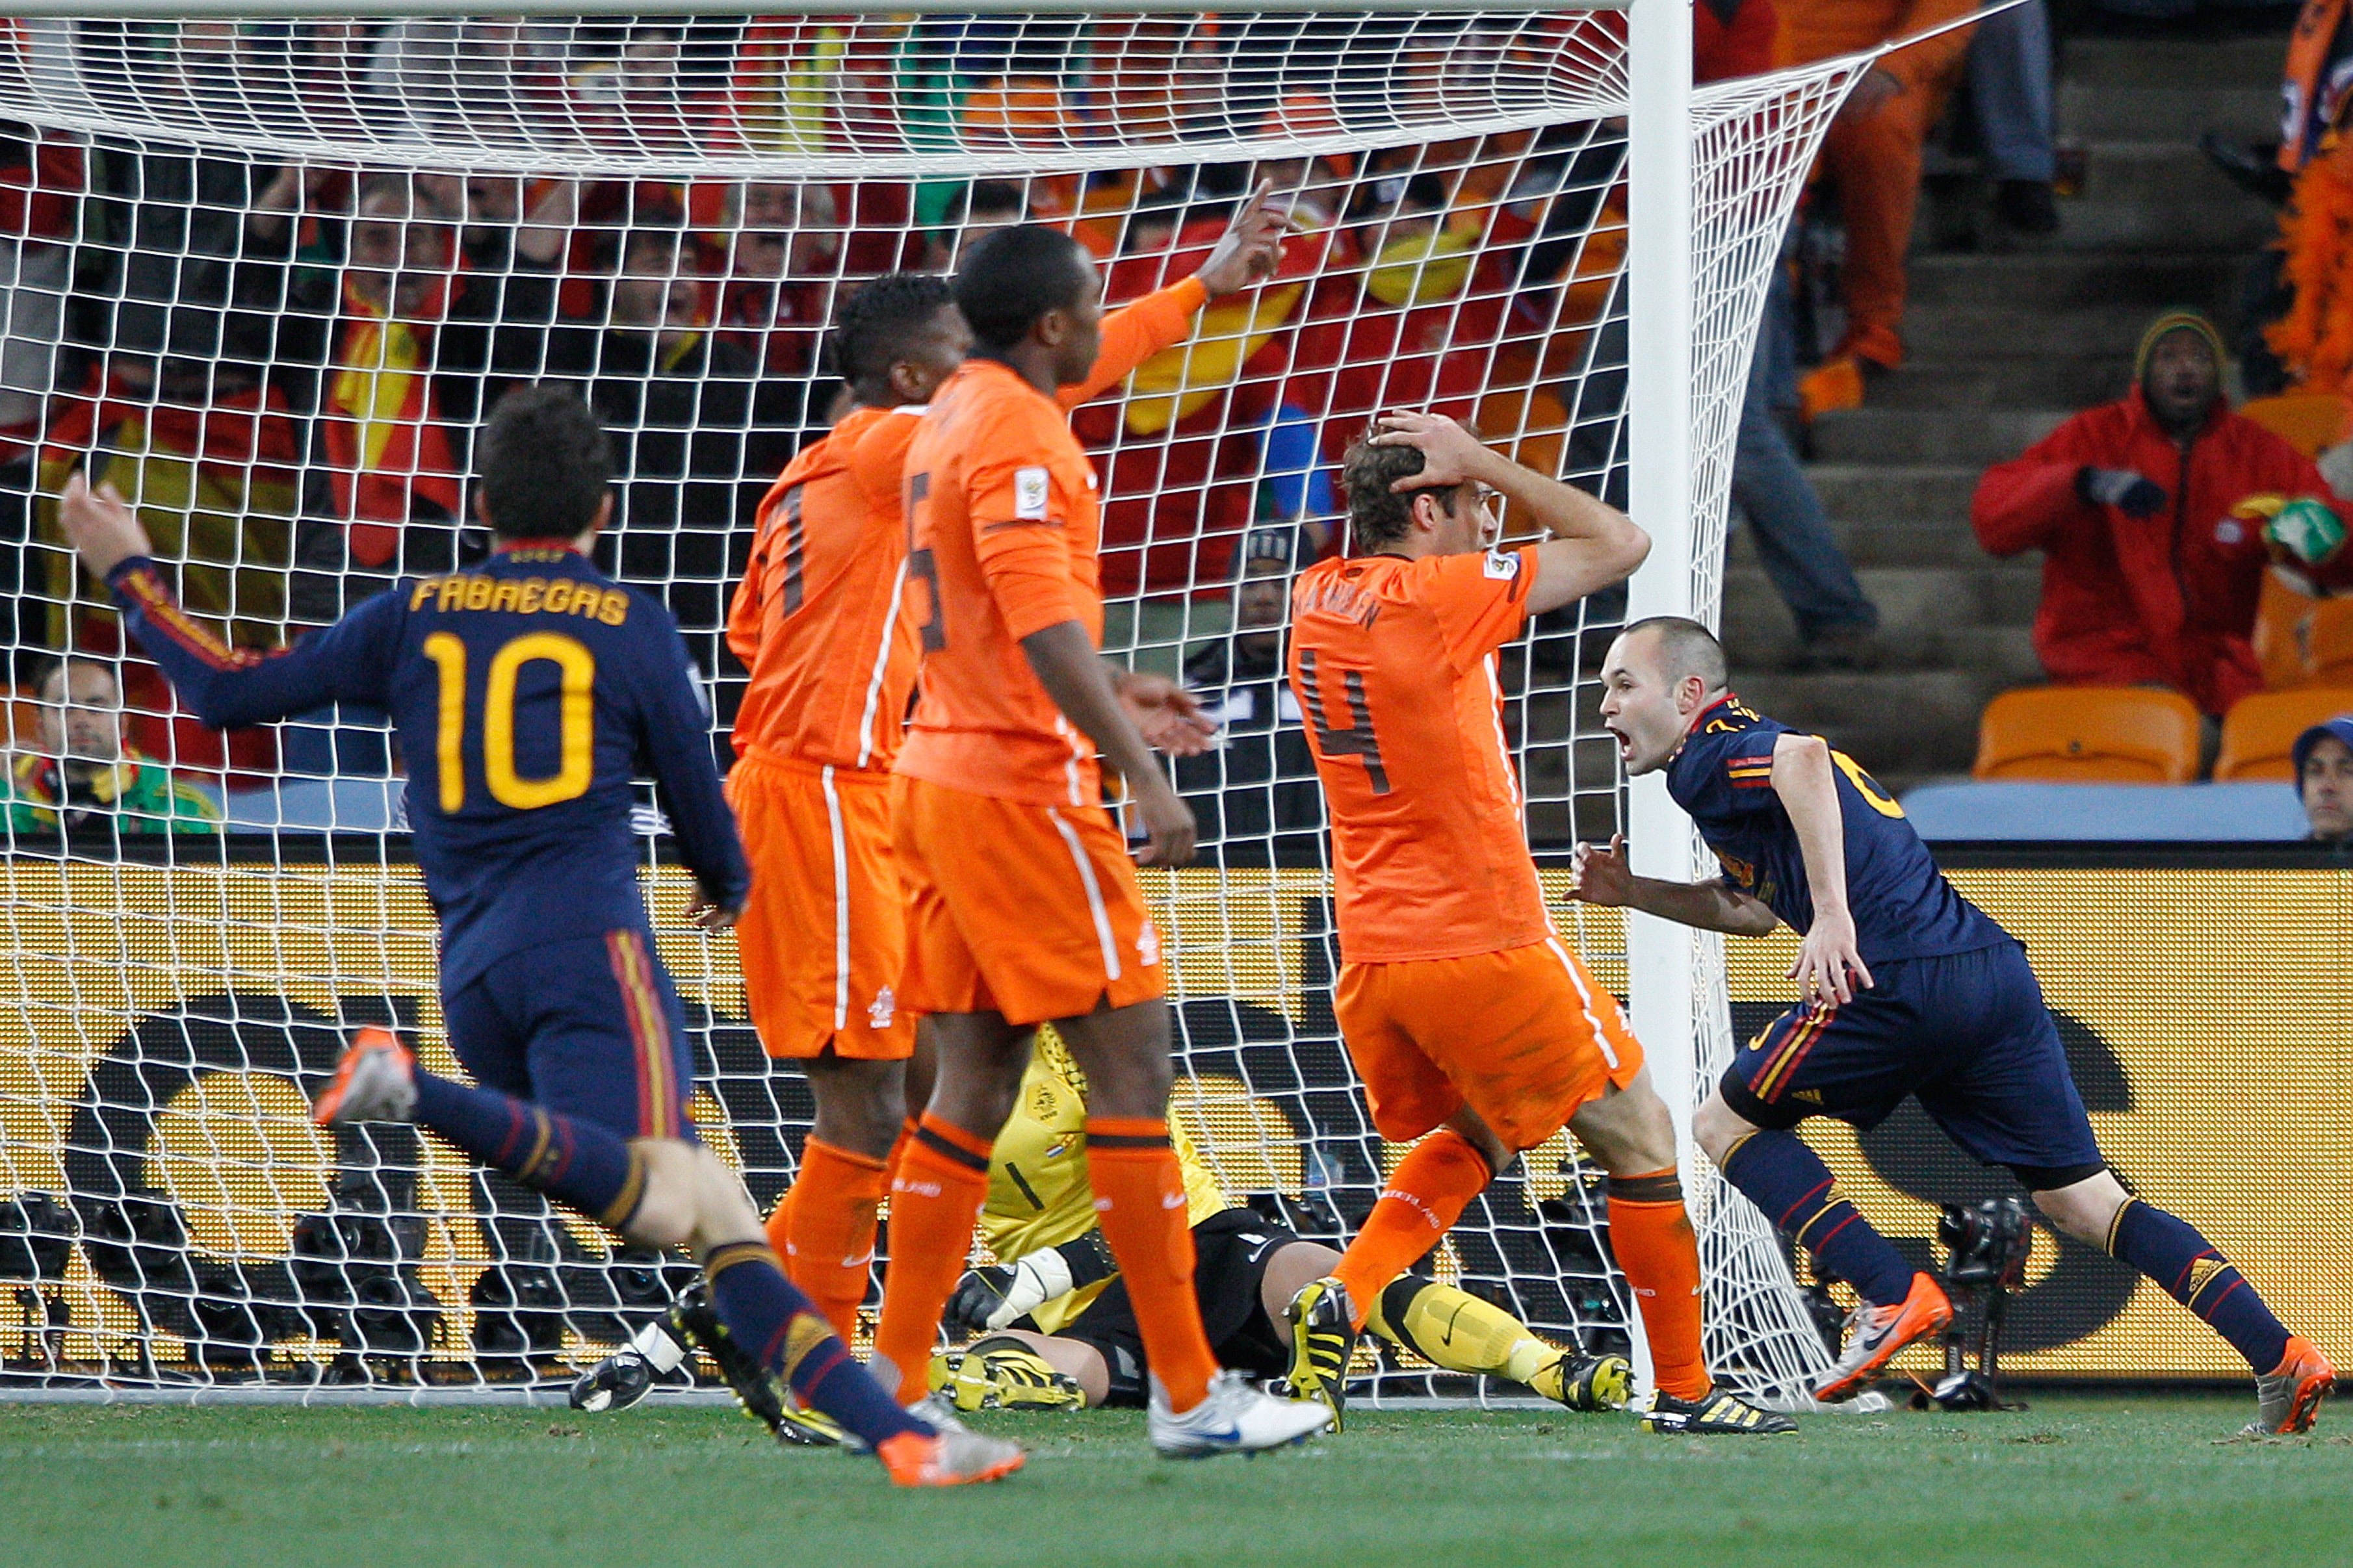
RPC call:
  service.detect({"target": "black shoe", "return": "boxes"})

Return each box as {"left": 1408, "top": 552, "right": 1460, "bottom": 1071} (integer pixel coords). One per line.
{"left": 1275, "top": 1276, "right": 1358, "bottom": 1432}
{"left": 1789, "top": 626, "right": 1884, "bottom": 673}
{"left": 1531, "top": 1349, "right": 1633, "bottom": 1413}
{"left": 1992, "top": 179, "right": 2060, "bottom": 235}
{"left": 669, "top": 1283, "right": 788, "bottom": 1436}
{"left": 569, "top": 1346, "right": 658, "bottom": 1413}
{"left": 1641, "top": 1387, "right": 1797, "bottom": 1435}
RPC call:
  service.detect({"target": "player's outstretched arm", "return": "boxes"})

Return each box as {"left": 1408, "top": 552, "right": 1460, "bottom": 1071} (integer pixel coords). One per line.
{"left": 1769, "top": 733, "right": 1873, "bottom": 1004}
{"left": 1571, "top": 832, "right": 1781, "bottom": 936}
{"left": 62, "top": 472, "right": 382, "bottom": 728}
{"left": 1020, "top": 621, "right": 1197, "bottom": 866}
{"left": 1060, "top": 181, "right": 1287, "bottom": 409}
{"left": 1369, "top": 411, "right": 1648, "bottom": 613}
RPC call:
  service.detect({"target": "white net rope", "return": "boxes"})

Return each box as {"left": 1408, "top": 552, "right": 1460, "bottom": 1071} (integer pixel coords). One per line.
{"left": 0, "top": 11, "right": 1854, "bottom": 1402}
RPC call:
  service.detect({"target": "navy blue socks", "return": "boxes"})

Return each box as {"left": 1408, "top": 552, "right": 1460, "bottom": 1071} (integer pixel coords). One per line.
{"left": 704, "top": 1241, "right": 928, "bottom": 1448}
{"left": 411, "top": 1070, "right": 645, "bottom": 1229}
{"left": 2106, "top": 1198, "right": 2291, "bottom": 1374}
{"left": 1719, "top": 1129, "right": 1916, "bottom": 1307}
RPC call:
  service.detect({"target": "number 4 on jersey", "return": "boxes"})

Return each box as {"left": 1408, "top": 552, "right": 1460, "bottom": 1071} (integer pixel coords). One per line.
{"left": 1295, "top": 649, "right": 1390, "bottom": 795}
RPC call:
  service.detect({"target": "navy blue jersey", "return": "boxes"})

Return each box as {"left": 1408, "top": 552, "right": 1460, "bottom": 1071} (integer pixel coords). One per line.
{"left": 1665, "top": 695, "right": 2007, "bottom": 963}
{"left": 110, "top": 544, "right": 750, "bottom": 988}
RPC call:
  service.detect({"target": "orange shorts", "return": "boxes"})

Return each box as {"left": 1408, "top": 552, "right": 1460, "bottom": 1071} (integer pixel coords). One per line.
{"left": 892, "top": 774, "right": 1167, "bottom": 1026}
{"left": 727, "top": 749, "right": 915, "bottom": 1061}
{"left": 1334, "top": 937, "right": 1644, "bottom": 1151}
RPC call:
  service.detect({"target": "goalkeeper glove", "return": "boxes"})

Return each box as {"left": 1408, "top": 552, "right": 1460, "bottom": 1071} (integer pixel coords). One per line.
{"left": 946, "top": 1251, "right": 1076, "bottom": 1334}
{"left": 2075, "top": 466, "right": 2167, "bottom": 518}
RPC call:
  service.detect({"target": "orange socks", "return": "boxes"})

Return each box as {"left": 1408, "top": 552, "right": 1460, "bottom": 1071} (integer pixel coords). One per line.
{"left": 1607, "top": 1169, "right": 1710, "bottom": 1401}
{"left": 870, "top": 1114, "right": 992, "bottom": 1404}
{"left": 1331, "top": 1127, "right": 1491, "bottom": 1331}
{"left": 768, "top": 1137, "right": 889, "bottom": 1343}
{"left": 1085, "top": 1116, "right": 1218, "bottom": 1412}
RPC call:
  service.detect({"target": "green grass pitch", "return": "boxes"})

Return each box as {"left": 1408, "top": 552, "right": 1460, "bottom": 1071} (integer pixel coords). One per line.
{"left": 6, "top": 1394, "right": 2350, "bottom": 1568}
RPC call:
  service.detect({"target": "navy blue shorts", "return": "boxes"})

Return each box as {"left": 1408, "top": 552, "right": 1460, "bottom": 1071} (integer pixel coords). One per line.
{"left": 441, "top": 928, "right": 698, "bottom": 1144}
{"left": 1719, "top": 941, "right": 2102, "bottom": 1186}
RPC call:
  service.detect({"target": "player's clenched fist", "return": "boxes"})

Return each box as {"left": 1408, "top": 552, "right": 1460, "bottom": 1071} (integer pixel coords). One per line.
{"left": 1570, "top": 834, "right": 1634, "bottom": 907}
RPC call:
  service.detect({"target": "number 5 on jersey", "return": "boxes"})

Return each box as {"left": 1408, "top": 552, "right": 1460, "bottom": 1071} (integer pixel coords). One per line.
{"left": 422, "top": 631, "right": 596, "bottom": 812}
{"left": 1295, "top": 649, "right": 1390, "bottom": 795}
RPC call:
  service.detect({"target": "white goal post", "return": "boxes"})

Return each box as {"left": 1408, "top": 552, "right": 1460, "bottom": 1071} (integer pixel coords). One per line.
{"left": 0, "top": 1, "right": 1884, "bottom": 1405}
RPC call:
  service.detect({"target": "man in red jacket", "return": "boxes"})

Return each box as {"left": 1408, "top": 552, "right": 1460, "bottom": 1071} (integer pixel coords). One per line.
{"left": 1973, "top": 311, "right": 2353, "bottom": 715}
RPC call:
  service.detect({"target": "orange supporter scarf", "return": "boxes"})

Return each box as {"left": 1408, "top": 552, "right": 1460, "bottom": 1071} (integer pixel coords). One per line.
{"left": 2282, "top": 0, "right": 2350, "bottom": 172}
{"left": 326, "top": 268, "right": 464, "bottom": 569}
{"left": 2267, "top": 151, "right": 2353, "bottom": 396}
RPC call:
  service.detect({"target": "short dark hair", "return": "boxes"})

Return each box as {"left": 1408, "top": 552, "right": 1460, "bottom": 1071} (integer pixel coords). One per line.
{"left": 957, "top": 180, "right": 1026, "bottom": 225}
{"left": 478, "top": 386, "right": 613, "bottom": 540}
{"left": 828, "top": 272, "right": 955, "bottom": 391}
{"left": 1340, "top": 432, "right": 1464, "bottom": 552}
{"left": 953, "top": 224, "right": 1091, "bottom": 353}
{"left": 1624, "top": 615, "right": 1729, "bottom": 693}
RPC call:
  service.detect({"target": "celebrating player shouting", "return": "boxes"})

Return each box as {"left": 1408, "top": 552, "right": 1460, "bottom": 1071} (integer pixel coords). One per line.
{"left": 719, "top": 190, "right": 1286, "bottom": 1367}
{"left": 57, "top": 391, "right": 1022, "bottom": 1485}
{"left": 1581, "top": 617, "right": 2335, "bottom": 1433}
{"left": 1281, "top": 411, "right": 1789, "bottom": 1436}
{"left": 868, "top": 219, "right": 1330, "bottom": 1459}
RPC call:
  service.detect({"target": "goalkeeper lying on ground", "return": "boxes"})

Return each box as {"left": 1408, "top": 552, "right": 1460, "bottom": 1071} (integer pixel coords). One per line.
{"left": 575, "top": 1034, "right": 1628, "bottom": 1432}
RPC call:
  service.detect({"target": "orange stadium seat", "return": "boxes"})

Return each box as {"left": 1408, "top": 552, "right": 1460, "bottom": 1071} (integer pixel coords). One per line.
{"left": 2213, "top": 688, "right": 2353, "bottom": 781}
{"left": 1972, "top": 686, "right": 2202, "bottom": 784}
{"left": 2235, "top": 390, "right": 2353, "bottom": 457}
{"left": 2309, "top": 597, "right": 2353, "bottom": 686}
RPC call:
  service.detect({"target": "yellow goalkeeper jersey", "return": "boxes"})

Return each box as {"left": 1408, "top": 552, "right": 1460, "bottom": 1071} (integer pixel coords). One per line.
{"left": 980, "top": 1031, "right": 1229, "bottom": 1334}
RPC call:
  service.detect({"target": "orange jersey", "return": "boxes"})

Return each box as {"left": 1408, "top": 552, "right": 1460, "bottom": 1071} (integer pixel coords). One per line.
{"left": 729, "top": 404, "right": 924, "bottom": 771}
{"left": 1286, "top": 546, "right": 1550, "bottom": 962}
{"left": 896, "top": 358, "right": 1108, "bottom": 806}
{"left": 730, "top": 279, "right": 1207, "bottom": 777}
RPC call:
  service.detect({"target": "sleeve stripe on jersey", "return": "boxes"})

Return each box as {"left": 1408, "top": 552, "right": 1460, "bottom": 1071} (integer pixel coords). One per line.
{"left": 119, "top": 565, "right": 266, "bottom": 673}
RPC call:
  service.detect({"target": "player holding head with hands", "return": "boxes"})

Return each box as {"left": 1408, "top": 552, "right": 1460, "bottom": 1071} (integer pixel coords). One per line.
{"left": 1582, "top": 617, "right": 2334, "bottom": 1432}
{"left": 870, "top": 207, "right": 1332, "bottom": 1459}
{"left": 716, "top": 187, "right": 1290, "bottom": 1407}
{"left": 59, "top": 389, "right": 1023, "bottom": 1486}
{"left": 1280, "top": 411, "right": 1788, "bottom": 1436}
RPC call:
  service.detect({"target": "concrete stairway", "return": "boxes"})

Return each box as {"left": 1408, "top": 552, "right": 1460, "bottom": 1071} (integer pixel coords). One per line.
{"left": 1721, "top": 32, "right": 2284, "bottom": 791}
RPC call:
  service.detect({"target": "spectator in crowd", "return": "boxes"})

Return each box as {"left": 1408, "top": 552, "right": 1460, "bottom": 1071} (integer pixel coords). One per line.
{"left": 1173, "top": 533, "right": 1323, "bottom": 864}
{"left": 2294, "top": 713, "right": 2353, "bottom": 843}
{"left": 1972, "top": 310, "right": 2353, "bottom": 716}
{"left": 294, "top": 175, "right": 549, "bottom": 624}
{"left": 548, "top": 224, "right": 793, "bottom": 678}
{"left": 1968, "top": 0, "right": 2060, "bottom": 237}
{"left": 2262, "top": 95, "right": 2353, "bottom": 401}
{"left": 920, "top": 178, "right": 1024, "bottom": 271}
{"left": 1776, "top": 0, "right": 1980, "bottom": 418}
{"left": 1736, "top": 269, "right": 1883, "bottom": 668}
{"left": 2279, "top": 0, "right": 2353, "bottom": 177}
{"left": 3, "top": 657, "right": 222, "bottom": 838}
{"left": 0, "top": 122, "right": 81, "bottom": 667}
{"left": 712, "top": 180, "right": 838, "bottom": 391}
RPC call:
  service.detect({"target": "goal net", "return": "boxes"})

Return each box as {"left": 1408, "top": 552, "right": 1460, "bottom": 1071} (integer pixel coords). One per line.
{"left": 0, "top": 7, "right": 1862, "bottom": 1404}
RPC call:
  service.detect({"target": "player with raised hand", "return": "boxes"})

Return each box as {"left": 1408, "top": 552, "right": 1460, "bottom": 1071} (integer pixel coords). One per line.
{"left": 1280, "top": 411, "right": 1789, "bottom": 1437}
{"left": 1581, "top": 618, "right": 2335, "bottom": 1433}
{"left": 870, "top": 216, "right": 1331, "bottom": 1461}
{"left": 697, "top": 187, "right": 1291, "bottom": 1422}
{"left": 57, "top": 389, "right": 1023, "bottom": 1487}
